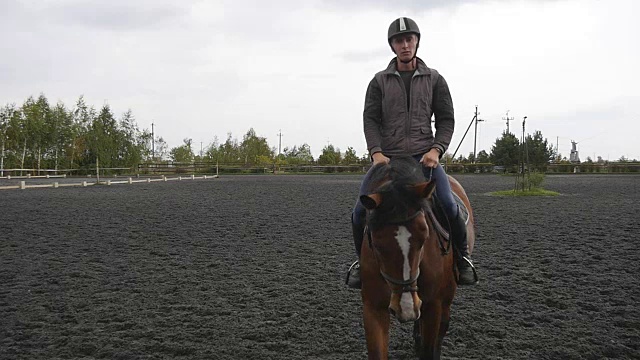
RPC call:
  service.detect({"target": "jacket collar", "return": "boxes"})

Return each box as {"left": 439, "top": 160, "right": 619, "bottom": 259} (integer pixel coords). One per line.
{"left": 383, "top": 57, "right": 430, "bottom": 76}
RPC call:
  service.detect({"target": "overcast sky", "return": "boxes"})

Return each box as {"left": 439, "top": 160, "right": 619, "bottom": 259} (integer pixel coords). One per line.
{"left": 2, "top": 0, "right": 639, "bottom": 161}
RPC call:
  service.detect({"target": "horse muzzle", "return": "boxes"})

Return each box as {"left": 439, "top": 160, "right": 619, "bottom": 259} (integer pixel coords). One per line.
{"left": 389, "top": 292, "right": 422, "bottom": 323}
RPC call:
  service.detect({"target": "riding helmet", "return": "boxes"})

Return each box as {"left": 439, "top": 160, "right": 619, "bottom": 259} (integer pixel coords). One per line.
{"left": 387, "top": 17, "right": 421, "bottom": 47}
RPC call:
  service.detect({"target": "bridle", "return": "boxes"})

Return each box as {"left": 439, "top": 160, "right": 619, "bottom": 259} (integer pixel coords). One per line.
{"left": 380, "top": 267, "right": 420, "bottom": 294}
{"left": 368, "top": 209, "right": 424, "bottom": 294}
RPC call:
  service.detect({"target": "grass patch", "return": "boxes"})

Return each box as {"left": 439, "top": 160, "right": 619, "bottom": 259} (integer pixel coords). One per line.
{"left": 491, "top": 188, "right": 560, "bottom": 196}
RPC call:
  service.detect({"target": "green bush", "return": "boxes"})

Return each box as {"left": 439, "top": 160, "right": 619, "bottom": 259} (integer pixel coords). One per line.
{"left": 528, "top": 172, "right": 545, "bottom": 189}
{"left": 516, "top": 171, "right": 545, "bottom": 191}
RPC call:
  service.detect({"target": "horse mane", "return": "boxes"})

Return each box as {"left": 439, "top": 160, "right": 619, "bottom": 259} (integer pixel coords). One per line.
{"left": 365, "top": 156, "right": 427, "bottom": 230}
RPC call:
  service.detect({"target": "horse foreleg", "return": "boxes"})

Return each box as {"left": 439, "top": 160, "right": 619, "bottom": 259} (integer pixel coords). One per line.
{"left": 362, "top": 302, "right": 390, "bottom": 360}
{"left": 416, "top": 301, "right": 443, "bottom": 360}
{"left": 437, "top": 304, "right": 452, "bottom": 352}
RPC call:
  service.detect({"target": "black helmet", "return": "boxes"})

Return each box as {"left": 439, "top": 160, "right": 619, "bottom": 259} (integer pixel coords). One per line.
{"left": 387, "top": 17, "right": 421, "bottom": 46}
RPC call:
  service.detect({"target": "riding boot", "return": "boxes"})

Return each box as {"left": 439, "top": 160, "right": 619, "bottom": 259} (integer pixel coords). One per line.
{"left": 345, "top": 219, "right": 365, "bottom": 289}
{"left": 450, "top": 209, "right": 478, "bottom": 285}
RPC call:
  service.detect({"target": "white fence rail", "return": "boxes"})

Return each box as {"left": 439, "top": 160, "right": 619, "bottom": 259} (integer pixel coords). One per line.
{"left": 0, "top": 175, "right": 219, "bottom": 191}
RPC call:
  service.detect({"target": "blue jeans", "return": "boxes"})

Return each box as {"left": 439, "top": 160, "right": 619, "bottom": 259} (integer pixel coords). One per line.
{"left": 352, "top": 155, "right": 458, "bottom": 227}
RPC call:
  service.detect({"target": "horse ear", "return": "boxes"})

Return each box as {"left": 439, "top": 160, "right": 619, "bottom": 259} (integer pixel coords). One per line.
{"left": 360, "top": 193, "right": 383, "bottom": 210}
{"left": 413, "top": 181, "right": 436, "bottom": 199}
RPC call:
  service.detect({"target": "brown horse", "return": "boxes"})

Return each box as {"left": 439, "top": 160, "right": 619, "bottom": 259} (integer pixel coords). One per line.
{"left": 358, "top": 157, "right": 475, "bottom": 360}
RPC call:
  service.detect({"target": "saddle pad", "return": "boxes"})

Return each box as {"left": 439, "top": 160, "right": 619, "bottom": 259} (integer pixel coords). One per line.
{"left": 426, "top": 191, "right": 470, "bottom": 241}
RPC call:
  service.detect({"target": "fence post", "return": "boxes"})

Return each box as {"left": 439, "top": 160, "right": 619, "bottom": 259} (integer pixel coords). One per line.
{"left": 82, "top": 181, "right": 87, "bottom": 187}
{"left": 54, "top": 182, "right": 59, "bottom": 188}
{"left": 20, "top": 181, "right": 26, "bottom": 189}
{"left": 107, "top": 180, "right": 112, "bottom": 186}
{"left": 179, "top": 176, "right": 182, "bottom": 181}
{"left": 147, "top": 178, "right": 151, "bottom": 183}
{"left": 128, "top": 177, "right": 133, "bottom": 184}
{"left": 163, "top": 175, "right": 167, "bottom": 182}
{"left": 204, "top": 175, "right": 207, "bottom": 179}
{"left": 191, "top": 174, "right": 195, "bottom": 180}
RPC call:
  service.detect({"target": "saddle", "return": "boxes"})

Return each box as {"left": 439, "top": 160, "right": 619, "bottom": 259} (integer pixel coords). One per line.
{"left": 425, "top": 192, "right": 469, "bottom": 242}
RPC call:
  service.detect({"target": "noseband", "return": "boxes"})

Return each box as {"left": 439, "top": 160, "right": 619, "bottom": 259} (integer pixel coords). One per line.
{"left": 380, "top": 267, "right": 420, "bottom": 293}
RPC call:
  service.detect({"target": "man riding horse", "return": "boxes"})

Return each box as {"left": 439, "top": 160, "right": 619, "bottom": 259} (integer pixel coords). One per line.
{"left": 346, "top": 17, "right": 478, "bottom": 288}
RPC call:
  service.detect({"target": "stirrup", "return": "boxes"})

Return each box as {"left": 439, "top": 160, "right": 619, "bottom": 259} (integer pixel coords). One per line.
{"left": 345, "top": 261, "right": 361, "bottom": 289}
{"left": 457, "top": 256, "right": 479, "bottom": 285}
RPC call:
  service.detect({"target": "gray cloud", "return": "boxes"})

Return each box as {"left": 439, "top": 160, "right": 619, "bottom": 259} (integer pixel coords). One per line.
{"left": 319, "top": 0, "right": 561, "bottom": 12}
{"left": 319, "top": 0, "right": 480, "bottom": 12}
{"left": 2, "top": 0, "right": 189, "bottom": 31}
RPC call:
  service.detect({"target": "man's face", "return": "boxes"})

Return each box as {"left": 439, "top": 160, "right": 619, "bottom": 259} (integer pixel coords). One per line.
{"left": 391, "top": 34, "right": 418, "bottom": 62}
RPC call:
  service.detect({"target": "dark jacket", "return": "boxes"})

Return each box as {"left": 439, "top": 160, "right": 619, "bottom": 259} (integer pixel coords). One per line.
{"left": 363, "top": 57, "right": 455, "bottom": 157}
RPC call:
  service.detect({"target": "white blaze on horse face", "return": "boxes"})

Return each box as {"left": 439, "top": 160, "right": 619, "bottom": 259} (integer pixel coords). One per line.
{"left": 395, "top": 225, "right": 412, "bottom": 280}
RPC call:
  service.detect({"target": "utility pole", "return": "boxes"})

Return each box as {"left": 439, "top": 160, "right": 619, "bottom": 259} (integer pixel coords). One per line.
{"left": 200, "top": 141, "right": 203, "bottom": 159}
{"left": 520, "top": 116, "right": 528, "bottom": 191}
{"left": 502, "top": 110, "right": 514, "bottom": 134}
{"left": 151, "top": 122, "right": 155, "bottom": 161}
{"left": 524, "top": 117, "right": 530, "bottom": 174}
{"left": 277, "top": 130, "right": 283, "bottom": 155}
{"left": 473, "top": 105, "right": 485, "bottom": 163}
{"left": 1, "top": 139, "right": 4, "bottom": 178}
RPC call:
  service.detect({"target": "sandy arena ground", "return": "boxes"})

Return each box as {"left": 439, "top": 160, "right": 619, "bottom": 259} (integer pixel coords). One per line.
{"left": 1, "top": 174, "right": 638, "bottom": 359}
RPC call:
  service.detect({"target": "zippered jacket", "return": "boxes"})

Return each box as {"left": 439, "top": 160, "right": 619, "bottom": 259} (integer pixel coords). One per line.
{"left": 363, "top": 57, "right": 455, "bottom": 157}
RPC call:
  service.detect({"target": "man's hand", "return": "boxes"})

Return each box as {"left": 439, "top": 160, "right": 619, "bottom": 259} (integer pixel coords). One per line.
{"left": 372, "top": 152, "right": 390, "bottom": 165}
{"left": 420, "top": 148, "right": 441, "bottom": 168}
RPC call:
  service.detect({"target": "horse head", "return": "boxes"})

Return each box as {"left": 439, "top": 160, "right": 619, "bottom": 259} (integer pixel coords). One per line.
{"left": 360, "top": 157, "right": 436, "bottom": 323}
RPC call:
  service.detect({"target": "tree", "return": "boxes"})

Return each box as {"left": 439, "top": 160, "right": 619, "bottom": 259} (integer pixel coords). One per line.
{"left": 155, "top": 136, "right": 169, "bottom": 161}
{"left": 86, "top": 104, "right": 120, "bottom": 169}
{"left": 70, "top": 96, "right": 95, "bottom": 168}
{"left": 49, "top": 101, "right": 74, "bottom": 171}
{"left": 525, "top": 130, "right": 554, "bottom": 170}
{"left": 118, "top": 109, "right": 146, "bottom": 166}
{"left": 441, "top": 152, "right": 454, "bottom": 164}
{"left": 283, "top": 143, "right": 314, "bottom": 164}
{"left": 317, "top": 144, "right": 341, "bottom": 165}
{"left": 217, "top": 133, "right": 241, "bottom": 164}
{"left": 239, "top": 128, "right": 273, "bottom": 165}
{"left": 490, "top": 131, "right": 520, "bottom": 169}
{"left": 0, "top": 104, "right": 18, "bottom": 174}
{"left": 1, "top": 95, "right": 153, "bottom": 174}
{"left": 358, "top": 152, "right": 371, "bottom": 165}
{"left": 467, "top": 152, "right": 475, "bottom": 164}
{"left": 170, "top": 138, "right": 194, "bottom": 162}
{"left": 342, "top": 147, "right": 358, "bottom": 165}
{"left": 476, "top": 150, "right": 490, "bottom": 163}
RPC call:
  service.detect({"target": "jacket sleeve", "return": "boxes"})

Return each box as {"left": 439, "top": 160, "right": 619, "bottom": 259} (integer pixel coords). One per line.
{"left": 431, "top": 74, "right": 455, "bottom": 155}
{"left": 363, "top": 76, "right": 383, "bottom": 157}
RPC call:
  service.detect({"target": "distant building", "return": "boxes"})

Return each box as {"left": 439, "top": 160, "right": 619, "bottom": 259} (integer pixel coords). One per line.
{"left": 570, "top": 140, "right": 581, "bottom": 163}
